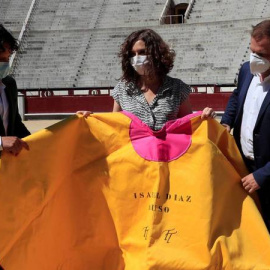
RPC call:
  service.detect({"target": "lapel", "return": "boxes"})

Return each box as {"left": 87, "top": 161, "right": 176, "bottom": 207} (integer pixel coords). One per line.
{"left": 132, "top": 76, "right": 171, "bottom": 108}
{"left": 131, "top": 83, "right": 150, "bottom": 109}
{"left": 255, "top": 83, "right": 270, "bottom": 130}
{"left": 238, "top": 72, "right": 253, "bottom": 113}
{"left": 234, "top": 70, "right": 253, "bottom": 126}
{"left": 0, "top": 82, "right": 6, "bottom": 135}
{"left": 0, "top": 115, "right": 5, "bottom": 136}
{"left": 2, "top": 77, "right": 15, "bottom": 135}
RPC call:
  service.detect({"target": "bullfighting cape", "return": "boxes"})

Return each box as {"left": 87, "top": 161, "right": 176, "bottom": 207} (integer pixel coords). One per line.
{"left": 0, "top": 112, "right": 270, "bottom": 270}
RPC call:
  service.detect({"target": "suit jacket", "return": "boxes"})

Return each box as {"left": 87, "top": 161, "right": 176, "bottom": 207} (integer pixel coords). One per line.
{"left": 221, "top": 61, "right": 270, "bottom": 190}
{"left": 1, "top": 76, "right": 30, "bottom": 138}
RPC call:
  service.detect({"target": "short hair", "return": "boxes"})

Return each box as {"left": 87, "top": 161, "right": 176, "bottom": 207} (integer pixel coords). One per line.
{"left": 119, "top": 29, "right": 175, "bottom": 83}
{"left": 251, "top": 20, "right": 270, "bottom": 40}
{"left": 0, "top": 24, "right": 19, "bottom": 53}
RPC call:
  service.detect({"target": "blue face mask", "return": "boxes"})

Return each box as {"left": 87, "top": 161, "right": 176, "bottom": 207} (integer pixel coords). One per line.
{"left": 0, "top": 62, "right": 10, "bottom": 80}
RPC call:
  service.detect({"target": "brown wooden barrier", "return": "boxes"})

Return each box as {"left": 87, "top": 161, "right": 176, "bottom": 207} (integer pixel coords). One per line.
{"left": 25, "top": 95, "right": 114, "bottom": 113}
{"left": 19, "top": 85, "right": 234, "bottom": 114}
{"left": 189, "top": 93, "right": 231, "bottom": 111}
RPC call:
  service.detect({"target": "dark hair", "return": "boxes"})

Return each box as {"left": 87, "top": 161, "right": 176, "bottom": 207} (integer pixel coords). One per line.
{"left": 119, "top": 29, "right": 175, "bottom": 83}
{"left": 251, "top": 20, "right": 270, "bottom": 40}
{"left": 0, "top": 24, "right": 19, "bottom": 53}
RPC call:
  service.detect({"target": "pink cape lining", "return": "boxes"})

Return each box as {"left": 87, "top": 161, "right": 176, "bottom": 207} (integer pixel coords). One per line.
{"left": 122, "top": 111, "right": 202, "bottom": 162}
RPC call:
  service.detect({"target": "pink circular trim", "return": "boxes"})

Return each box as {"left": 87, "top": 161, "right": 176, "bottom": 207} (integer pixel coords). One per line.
{"left": 122, "top": 111, "right": 201, "bottom": 162}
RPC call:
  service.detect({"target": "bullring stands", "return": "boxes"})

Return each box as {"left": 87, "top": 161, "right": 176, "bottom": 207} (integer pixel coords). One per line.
{"left": 188, "top": 0, "right": 269, "bottom": 23}
{"left": 0, "top": 0, "right": 33, "bottom": 32}
{"left": 0, "top": 0, "right": 270, "bottom": 88}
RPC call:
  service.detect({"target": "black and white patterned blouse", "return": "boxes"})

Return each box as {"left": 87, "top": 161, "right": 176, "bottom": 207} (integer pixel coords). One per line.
{"left": 112, "top": 76, "right": 191, "bottom": 130}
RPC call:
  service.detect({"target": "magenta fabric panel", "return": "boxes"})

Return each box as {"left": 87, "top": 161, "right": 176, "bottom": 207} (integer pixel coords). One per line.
{"left": 121, "top": 111, "right": 202, "bottom": 162}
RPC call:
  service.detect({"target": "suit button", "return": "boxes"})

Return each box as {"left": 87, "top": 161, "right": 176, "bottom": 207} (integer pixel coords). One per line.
{"left": 254, "top": 133, "right": 259, "bottom": 137}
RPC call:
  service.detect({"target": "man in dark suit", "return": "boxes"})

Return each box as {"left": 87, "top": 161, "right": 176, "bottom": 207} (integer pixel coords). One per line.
{"left": 221, "top": 20, "right": 270, "bottom": 232}
{"left": 0, "top": 24, "right": 30, "bottom": 155}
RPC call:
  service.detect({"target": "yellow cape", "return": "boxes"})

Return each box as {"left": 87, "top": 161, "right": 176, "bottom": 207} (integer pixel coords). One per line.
{"left": 0, "top": 113, "right": 269, "bottom": 270}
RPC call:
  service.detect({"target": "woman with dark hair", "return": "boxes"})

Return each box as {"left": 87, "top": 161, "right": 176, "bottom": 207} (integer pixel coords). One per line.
{"left": 79, "top": 29, "right": 214, "bottom": 130}
{"left": 112, "top": 28, "right": 214, "bottom": 130}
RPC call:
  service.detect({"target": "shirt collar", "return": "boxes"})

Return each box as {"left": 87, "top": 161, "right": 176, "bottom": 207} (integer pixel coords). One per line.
{"left": 253, "top": 74, "right": 270, "bottom": 92}
{"left": 255, "top": 73, "right": 270, "bottom": 85}
{"left": 128, "top": 76, "right": 171, "bottom": 96}
{"left": 263, "top": 74, "right": 270, "bottom": 84}
{"left": 156, "top": 76, "right": 171, "bottom": 96}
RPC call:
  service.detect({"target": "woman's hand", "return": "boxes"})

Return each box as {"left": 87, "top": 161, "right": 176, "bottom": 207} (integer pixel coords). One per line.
{"left": 76, "top": 111, "right": 92, "bottom": 118}
{"left": 201, "top": 107, "right": 216, "bottom": 119}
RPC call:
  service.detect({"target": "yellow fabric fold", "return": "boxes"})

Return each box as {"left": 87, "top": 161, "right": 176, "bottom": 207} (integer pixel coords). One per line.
{"left": 0, "top": 113, "right": 269, "bottom": 270}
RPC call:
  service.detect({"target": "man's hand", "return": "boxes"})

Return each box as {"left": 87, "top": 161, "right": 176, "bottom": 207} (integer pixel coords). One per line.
{"left": 241, "top": 173, "right": 260, "bottom": 194}
{"left": 2, "top": 136, "right": 29, "bottom": 156}
{"left": 222, "top": 123, "right": 231, "bottom": 132}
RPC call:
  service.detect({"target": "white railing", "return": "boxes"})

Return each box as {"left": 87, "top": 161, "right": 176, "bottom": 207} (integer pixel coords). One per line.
{"left": 184, "top": 0, "right": 196, "bottom": 19}
{"left": 9, "top": 0, "right": 37, "bottom": 66}
{"left": 160, "top": 14, "right": 184, "bottom": 24}
{"left": 159, "top": 0, "right": 172, "bottom": 24}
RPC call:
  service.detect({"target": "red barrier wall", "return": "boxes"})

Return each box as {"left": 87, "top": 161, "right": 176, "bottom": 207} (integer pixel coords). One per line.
{"left": 20, "top": 85, "right": 233, "bottom": 114}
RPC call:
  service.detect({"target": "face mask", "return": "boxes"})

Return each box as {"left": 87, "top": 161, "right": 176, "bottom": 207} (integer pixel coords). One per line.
{"left": 250, "top": 53, "right": 270, "bottom": 75}
{"left": 0, "top": 62, "right": 10, "bottom": 80}
{"left": 130, "top": 55, "right": 149, "bottom": 76}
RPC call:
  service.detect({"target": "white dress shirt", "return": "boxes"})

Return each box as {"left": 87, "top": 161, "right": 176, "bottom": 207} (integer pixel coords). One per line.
{"left": 240, "top": 74, "right": 270, "bottom": 160}
{"left": 0, "top": 80, "right": 9, "bottom": 150}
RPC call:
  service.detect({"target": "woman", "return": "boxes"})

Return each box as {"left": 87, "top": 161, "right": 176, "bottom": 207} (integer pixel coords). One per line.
{"left": 79, "top": 29, "right": 214, "bottom": 129}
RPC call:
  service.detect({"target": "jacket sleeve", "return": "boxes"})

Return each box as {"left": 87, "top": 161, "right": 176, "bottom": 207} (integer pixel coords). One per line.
{"left": 220, "top": 87, "right": 239, "bottom": 128}
{"left": 220, "top": 63, "right": 248, "bottom": 128}
{"left": 253, "top": 162, "right": 270, "bottom": 188}
{"left": 4, "top": 76, "right": 31, "bottom": 138}
{"left": 13, "top": 109, "right": 31, "bottom": 138}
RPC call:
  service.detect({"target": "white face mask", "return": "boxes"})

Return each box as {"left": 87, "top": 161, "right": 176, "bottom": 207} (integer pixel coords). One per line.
{"left": 250, "top": 53, "right": 270, "bottom": 75}
{"left": 0, "top": 62, "right": 10, "bottom": 80}
{"left": 130, "top": 55, "right": 149, "bottom": 76}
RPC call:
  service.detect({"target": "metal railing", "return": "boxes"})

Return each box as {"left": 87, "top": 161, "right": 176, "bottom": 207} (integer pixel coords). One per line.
{"left": 184, "top": 0, "right": 196, "bottom": 20}
{"left": 9, "top": 0, "right": 38, "bottom": 67}
{"left": 159, "top": 14, "right": 185, "bottom": 25}
{"left": 17, "top": 84, "right": 235, "bottom": 119}
{"left": 159, "top": 0, "right": 172, "bottom": 24}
